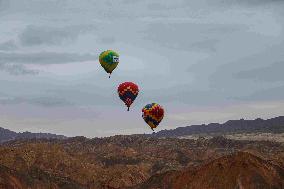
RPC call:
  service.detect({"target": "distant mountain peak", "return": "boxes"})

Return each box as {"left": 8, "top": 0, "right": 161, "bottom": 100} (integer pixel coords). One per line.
{"left": 153, "top": 116, "right": 284, "bottom": 138}
{"left": 0, "top": 127, "right": 67, "bottom": 143}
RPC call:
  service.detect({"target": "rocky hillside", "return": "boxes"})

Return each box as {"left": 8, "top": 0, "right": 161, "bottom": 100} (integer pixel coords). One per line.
{"left": 0, "top": 135, "right": 283, "bottom": 189}
{"left": 152, "top": 116, "right": 284, "bottom": 138}
{"left": 134, "top": 152, "right": 284, "bottom": 189}
{"left": 0, "top": 164, "right": 84, "bottom": 189}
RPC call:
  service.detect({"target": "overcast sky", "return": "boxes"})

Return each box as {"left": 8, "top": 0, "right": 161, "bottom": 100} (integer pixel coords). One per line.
{"left": 0, "top": 0, "right": 283, "bottom": 137}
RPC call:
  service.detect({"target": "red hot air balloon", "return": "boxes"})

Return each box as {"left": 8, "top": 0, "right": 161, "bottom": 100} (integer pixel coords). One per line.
{"left": 117, "top": 82, "right": 139, "bottom": 111}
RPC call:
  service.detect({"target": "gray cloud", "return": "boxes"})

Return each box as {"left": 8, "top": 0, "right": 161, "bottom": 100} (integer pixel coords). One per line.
{"left": 0, "top": 40, "right": 17, "bottom": 51}
{"left": 139, "top": 84, "right": 233, "bottom": 107}
{"left": 44, "top": 85, "right": 117, "bottom": 107}
{"left": 0, "top": 63, "right": 39, "bottom": 75}
{"left": 19, "top": 25, "right": 95, "bottom": 46}
{"left": 207, "top": 42, "right": 284, "bottom": 88}
{"left": 0, "top": 52, "right": 97, "bottom": 65}
{"left": 141, "top": 23, "right": 241, "bottom": 51}
{"left": 0, "top": 0, "right": 8, "bottom": 11}
{"left": 225, "top": 0, "right": 284, "bottom": 6}
{"left": 234, "top": 61, "right": 284, "bottom": 82}
{"left": 190, "top": 39, "right": 219, "bottom": 52}
{"left": 234, "top": 85, "right": 284, "bottom": 101}
{"left": 0, "top": 51, "right": 97, "bottom": 75}
{"left": 0, "top": 96, "right": 72, "bottom": 107}
{"left": 28, "top": 96, "right": 73, "bottom": 107}
{"left": 99, "top": 36, "right": 116, "bottom": 44}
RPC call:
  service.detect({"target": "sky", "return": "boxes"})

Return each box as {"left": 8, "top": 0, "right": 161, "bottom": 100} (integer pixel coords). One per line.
{"left": 0, "top": 0, "right": 283, "bottom": 137}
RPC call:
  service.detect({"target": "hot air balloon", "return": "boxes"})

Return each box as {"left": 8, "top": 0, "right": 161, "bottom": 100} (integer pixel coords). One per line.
{"left": 117, "top": 82, "right": 139, "bottom": 111}
{"left": 142, "top": 103, "right": 164, "bottom": 131}
{"left": 99, "top": 50, "right": 119, "bottom": 78}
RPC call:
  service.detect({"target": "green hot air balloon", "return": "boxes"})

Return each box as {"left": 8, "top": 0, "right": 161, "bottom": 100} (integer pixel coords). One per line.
{"left": 99, "top": 50, "right": 119, "bottom": 78}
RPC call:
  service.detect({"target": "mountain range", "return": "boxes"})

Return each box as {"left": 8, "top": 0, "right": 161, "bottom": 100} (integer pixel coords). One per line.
{"left": 152, "top": 116, "right": 284, "bottom": 138}
{"left": 1, "top": 116, "right": 284, "bottom": 143}
{"left": 0, "top": 127, "right": 66, "bottom": 143}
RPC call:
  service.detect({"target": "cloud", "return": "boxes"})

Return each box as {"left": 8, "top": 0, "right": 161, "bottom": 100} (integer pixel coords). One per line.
{"left": 0, "top": 40, "right": 17, "bottom": 51}
{"left": 0, "top": 51, "right": 97, "bottom": 75}
{"left": 28, "top": 96, "right": 73, "bottom": 107}
{"left": 190, "top": 39, "right": 219, "bottom": 52}
{"left": 224, "top": 0, "right": 284, "bottom": 6}
{"left": 183, "top": 38, "right": 284, "bottom": 105}
{"left": 141, "top": 22, "right": 240, "bottom": 51}
{"left": 235, "top": 85, "right": 284, "bottom": 101}
{"left": 234, "top": 61, "right": 284, "bottom": 82}
{"left": 0, "top": 96, "right": 72, "bottom": 107}
{"left": 19, "top": 25, "right": 95, "bottom": 46}
{"left": 0, "top": 0, "right": 8, "bottom": 12}
{"left": 0, "top": 63, "right": 39, "bottom": 75}
{"left": 141, "top": 86, "right": 232, "bottom": 106}
{"left": 0, "top": 52, "right": 97, "bottom": 65}
{"left": 99, "top": 36, "right": 116, "bottom": 44}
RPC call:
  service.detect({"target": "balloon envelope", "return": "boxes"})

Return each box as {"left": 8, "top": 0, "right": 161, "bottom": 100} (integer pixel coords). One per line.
{"left": 99, "top": 50, "right": 119, "bottom": 77}
{"left": 142, "top": 103, "right": 164, "bottom": 130}
{"left": 117, "top": 82, "right": 139, "bottom": 111}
